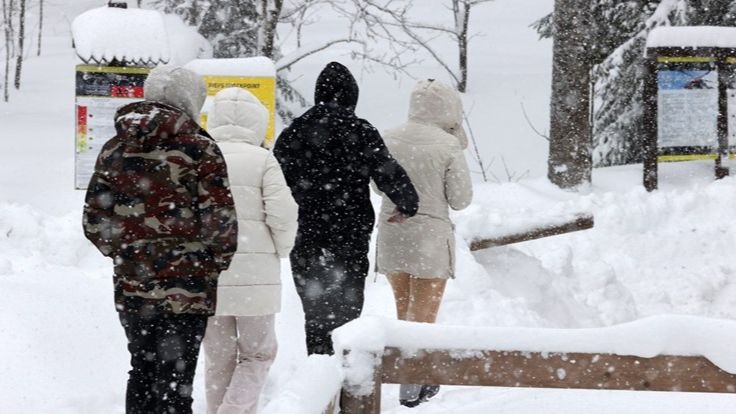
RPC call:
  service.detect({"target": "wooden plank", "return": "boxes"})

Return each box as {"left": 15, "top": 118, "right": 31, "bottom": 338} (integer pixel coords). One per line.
{"left": 381, "top": 347, "right": 736, "bottom": 393}
{"left": 469, "top": 215, "right": 594, "bottom": 252}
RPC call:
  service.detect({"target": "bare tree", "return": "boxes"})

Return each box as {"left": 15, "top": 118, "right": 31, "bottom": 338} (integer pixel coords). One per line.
{"left": 547, "top": 0, "right": 593, "bottom": 189}
{"left": 36, "top": 0, "right": 41, "bottom": 55}
{"left": 2, "top": 0, "right": 14, "bottom": 102}
{"left": 13, "top": 0, "right": 23, "bottom": 89}
{"left": 349, "top": 0, "right": 493, "bottom": 92}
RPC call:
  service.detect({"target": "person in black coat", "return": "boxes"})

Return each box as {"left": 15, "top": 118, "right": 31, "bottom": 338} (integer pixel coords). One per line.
{"left": 273, "top": 62, "right": 419, "bottom": 355}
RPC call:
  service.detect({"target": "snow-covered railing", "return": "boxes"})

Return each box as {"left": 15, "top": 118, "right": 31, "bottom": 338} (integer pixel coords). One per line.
{"left": 468, "top": 213, "right": 594, "bottom": 251}
{"left": 261, "top": 355, "right": 343, "bottom": 414}
{"left": 333, "top": 316, "right": 736, "bottom": 413}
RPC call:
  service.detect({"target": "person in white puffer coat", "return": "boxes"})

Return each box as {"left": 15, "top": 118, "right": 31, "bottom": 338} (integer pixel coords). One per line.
{"left": 202, "top": 87, "right": 298, "bottom": 414}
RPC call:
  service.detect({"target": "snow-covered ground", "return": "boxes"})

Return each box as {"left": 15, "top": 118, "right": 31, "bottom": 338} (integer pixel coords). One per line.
{"left": 3, "top": 1, "right": 736, "bottom": 413}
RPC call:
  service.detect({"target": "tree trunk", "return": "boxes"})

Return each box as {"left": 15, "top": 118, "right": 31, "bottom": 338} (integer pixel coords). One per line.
{"left": 36, "top": 0, "right": 41, "bottom": 56}
{"left": 548, "top": 0, "right": 592, "bottom": 188}
{"left": 3, "top": 0, "right": 12, "bottom": 101}
{"left": 260, "top": 0, "right": 283, "bottom": 59}
{"left": 14, "top": 0, "right": 24, "bottom": 89}
{"left": 457, "top": 2, "right": 470, "bottom": 93}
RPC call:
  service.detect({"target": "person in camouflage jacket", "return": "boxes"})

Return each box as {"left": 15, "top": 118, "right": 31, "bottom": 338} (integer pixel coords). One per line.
{"left": 83, "top": 66, "right": 237, "bottom": 414}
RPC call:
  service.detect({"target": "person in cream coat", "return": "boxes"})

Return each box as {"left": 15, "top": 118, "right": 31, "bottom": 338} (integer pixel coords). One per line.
{"left": 202, "top": 87, "right": 298, "bottom": 414}
{"left": 375, "top": 79, "right": 473, "bottom": 407}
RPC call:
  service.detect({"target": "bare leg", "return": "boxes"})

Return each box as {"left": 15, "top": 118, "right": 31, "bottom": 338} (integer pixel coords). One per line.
{"left": 407, "top": 277, "right": 447, "bottom": 324}
{"left": 387, "top": 272, "right": 411, "bottom": 320}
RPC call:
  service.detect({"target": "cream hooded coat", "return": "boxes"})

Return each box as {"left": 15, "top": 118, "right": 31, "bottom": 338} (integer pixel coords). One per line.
{"left": 207, "top": 88, "right": 298, "bottom": 316}
{"left": 376, "top": 80, "right": 473, "bottom": 279}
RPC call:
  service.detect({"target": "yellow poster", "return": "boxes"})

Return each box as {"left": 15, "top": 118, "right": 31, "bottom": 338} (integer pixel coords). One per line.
{"left": 200, "top": 76, "right": 277, "bottom": 147}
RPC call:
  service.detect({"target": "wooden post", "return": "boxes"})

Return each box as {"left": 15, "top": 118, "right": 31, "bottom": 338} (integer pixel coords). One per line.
{"left": 643, "top": 54, "right": 659, "bottom": 192}
{"left": 340, "top": 352, "right": 382, "bottom": 414}
{"left": 716, "top": 51, "right": 731, "bottom": 179}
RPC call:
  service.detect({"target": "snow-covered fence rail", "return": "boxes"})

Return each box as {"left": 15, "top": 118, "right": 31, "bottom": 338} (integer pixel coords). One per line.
{"left": 469, "top": 213, "right": 594, "bottom": 251}
{"left": 334, "top": 316, "right": 736, "bottom": 413}
{"left": 261, "top": 355, "right": 343, "bottom": 414}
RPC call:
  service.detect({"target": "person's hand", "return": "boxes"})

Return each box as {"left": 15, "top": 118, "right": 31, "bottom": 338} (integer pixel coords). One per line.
{"left": 387, "top": 208, "right": 409, "bottom": 224}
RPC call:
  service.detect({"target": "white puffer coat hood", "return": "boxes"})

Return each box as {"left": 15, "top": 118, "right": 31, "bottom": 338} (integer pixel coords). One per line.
{"left": 408, "top": 79, "right": 468, "bottom": 149}
{"left": 207, "top": 87, "right": 269, "bottom": 146}
{"left": 144, "top": 66, "right": 206, "bottom": 121}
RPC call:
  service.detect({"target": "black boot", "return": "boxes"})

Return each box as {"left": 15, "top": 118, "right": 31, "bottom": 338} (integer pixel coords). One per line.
{"left": 399, "top": 384, "right": 440, "bottom": 408}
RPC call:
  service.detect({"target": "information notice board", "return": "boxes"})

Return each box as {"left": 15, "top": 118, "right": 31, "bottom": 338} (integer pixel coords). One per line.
{"left": 657, "top": 68, "right": 719, "bottom": 160}
{"left": 75, "top": 65, "right": 149, "bottom": 189}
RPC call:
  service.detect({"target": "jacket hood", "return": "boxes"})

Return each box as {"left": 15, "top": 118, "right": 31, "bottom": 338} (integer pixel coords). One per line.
{"left": 143, "top": 65, "right": 206, "bottom": 121}
{"left": 408, "top": 79, "right": 468, "bottom": 149}
{"left": 207, "top": 87, "right": 269, "bottom": 146}
{"left": 114, "top": 101, "right": 203, "bottom": 144}
{"left": 314, "top": 62, "right": 359, "bottom": 111}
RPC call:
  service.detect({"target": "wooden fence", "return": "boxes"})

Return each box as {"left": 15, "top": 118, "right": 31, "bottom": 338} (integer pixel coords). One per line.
{"left": 340, "top": 347, "right": 736, "bottom": 414}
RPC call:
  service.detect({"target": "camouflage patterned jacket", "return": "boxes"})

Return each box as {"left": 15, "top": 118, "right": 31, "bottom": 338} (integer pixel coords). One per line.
{"left": 83, "top": 101, "right": 238, "bottom": 316}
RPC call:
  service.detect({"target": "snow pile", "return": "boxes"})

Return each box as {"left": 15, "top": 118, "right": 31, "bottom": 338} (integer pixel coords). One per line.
{"left": 647, "top": 26, "right": 736, "bottom": 49}
{"left": 162, "top": 14, "right": 213, "bottom": 66}
{"left": 72, "top": 6, "right": 170, "bottom": 66}
{"left": 334, "top": 315, "right": 736, "bottom": 373}
{"left": 261, "top": 355, "right": 343, "bottom": 414}
{"left": 184, "top": 57, "right": 277, "bottom": 77}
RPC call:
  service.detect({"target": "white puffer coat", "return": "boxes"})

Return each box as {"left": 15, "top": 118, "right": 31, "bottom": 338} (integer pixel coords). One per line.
{"left": 375, "top": 80, "right": 473, "bottom": 279}
{"left": 207, "top": 87, "right": 298, "bottom": 316}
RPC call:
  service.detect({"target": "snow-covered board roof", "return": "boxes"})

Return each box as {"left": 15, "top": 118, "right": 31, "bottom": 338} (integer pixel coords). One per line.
{"left": 72, "top": 6, "right": 170, "bottom": 66}
{"left": 184, "top": 57, "right": 277, "bottom": 78}
{"left": 334, "top": 315, "right": 736, "bottom": 374}
{"left": 647, "top": 26, "right": 736, "bottom": 50}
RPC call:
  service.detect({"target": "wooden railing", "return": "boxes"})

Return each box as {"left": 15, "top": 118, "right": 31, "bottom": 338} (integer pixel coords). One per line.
{"left": 340, "top": 347, "right": 736, "bottom": 414}
{"left": 469, "top": 214, "right": 594, "bottom": 251}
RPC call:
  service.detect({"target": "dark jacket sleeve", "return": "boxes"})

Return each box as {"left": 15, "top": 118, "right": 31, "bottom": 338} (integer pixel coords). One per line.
{"left": 197, "top": 141, "right": 238, "bottom": 272}
{"left": 272, "top": 125, "right": 302, "bottom": 202}
{"left": 83, "top": 145, "right": 119, "bottom": 258}
{"left": 363, "top": 123, "right": 419, "bottom": 217}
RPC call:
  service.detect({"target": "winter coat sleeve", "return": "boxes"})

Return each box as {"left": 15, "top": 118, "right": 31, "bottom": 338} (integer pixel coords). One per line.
{"left": 262, "top": 154, "right": 298, "bottom": 258}
{"left": 364, "top": 124, "right": 419, "bottom": 217}
{"left": 445, "top": 148, "right": 473, "bottom": 211}
{"left": 197, "top": 141, "right": 238, "bottom": 271}
{"left": 83, "top": 152, "right": 119, "bottom": 258}
{"left": 272, "top": 126, "right": 302, "bottom": 202}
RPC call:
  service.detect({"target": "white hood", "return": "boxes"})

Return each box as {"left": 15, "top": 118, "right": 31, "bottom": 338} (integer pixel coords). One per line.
{"left": 207, "top": 87, "right": 269, "bottom": 146}
{"left": 143, "top": 65, "right": 206, "bottom": 121}
{"left": 408, "top": 79, "right": 468, "bottom": 149}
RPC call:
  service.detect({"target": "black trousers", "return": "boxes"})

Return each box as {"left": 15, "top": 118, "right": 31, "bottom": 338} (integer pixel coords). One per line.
{"left": 291, "top": 240, "right": 370, "bottom": 355}
{"left": 119, "top": 312, "right": 208, "bottom": 414}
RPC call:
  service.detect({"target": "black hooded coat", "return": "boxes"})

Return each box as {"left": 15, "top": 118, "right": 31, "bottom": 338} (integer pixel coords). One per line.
{"left": 273, "top": 62, "right": 419, "bottom": 354}
{"left": 273, "top": 62, "right": 418, "bottom": 248}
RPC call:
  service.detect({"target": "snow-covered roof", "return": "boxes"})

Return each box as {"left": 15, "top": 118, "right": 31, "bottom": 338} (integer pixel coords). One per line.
{"left": 184, "top": 57, "right": 277, "bottom": 77}
{"left": 72, "top": 6, "right": 170, "bottom": 66}
{"left": 647, "top": 26, "right": 736, "bottom": 50}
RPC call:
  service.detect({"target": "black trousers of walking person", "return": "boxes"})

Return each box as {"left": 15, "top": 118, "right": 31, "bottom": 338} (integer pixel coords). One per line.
{"left": 119, "top": 312, "right": 208, "bottom": 414}
{"left": 291, "top": 238, "right": 370, "bottom": 355}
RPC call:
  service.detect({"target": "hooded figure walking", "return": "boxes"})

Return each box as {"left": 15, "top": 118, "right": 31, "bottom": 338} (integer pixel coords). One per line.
{"left": 273, "top": 62, "right": 419, "bottom": 355}
{"left": 83, "top": 66, "right": 238, "bottom": 414}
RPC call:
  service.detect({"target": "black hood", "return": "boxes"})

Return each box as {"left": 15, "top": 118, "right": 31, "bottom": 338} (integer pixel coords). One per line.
{"left": 314, "top": 62, "right": 359, "bottom": 111}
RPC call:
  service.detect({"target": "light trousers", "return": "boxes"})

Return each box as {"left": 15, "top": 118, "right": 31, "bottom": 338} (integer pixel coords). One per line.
{"left": 204, "top": 314, "right": 278, "bottom": 414}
